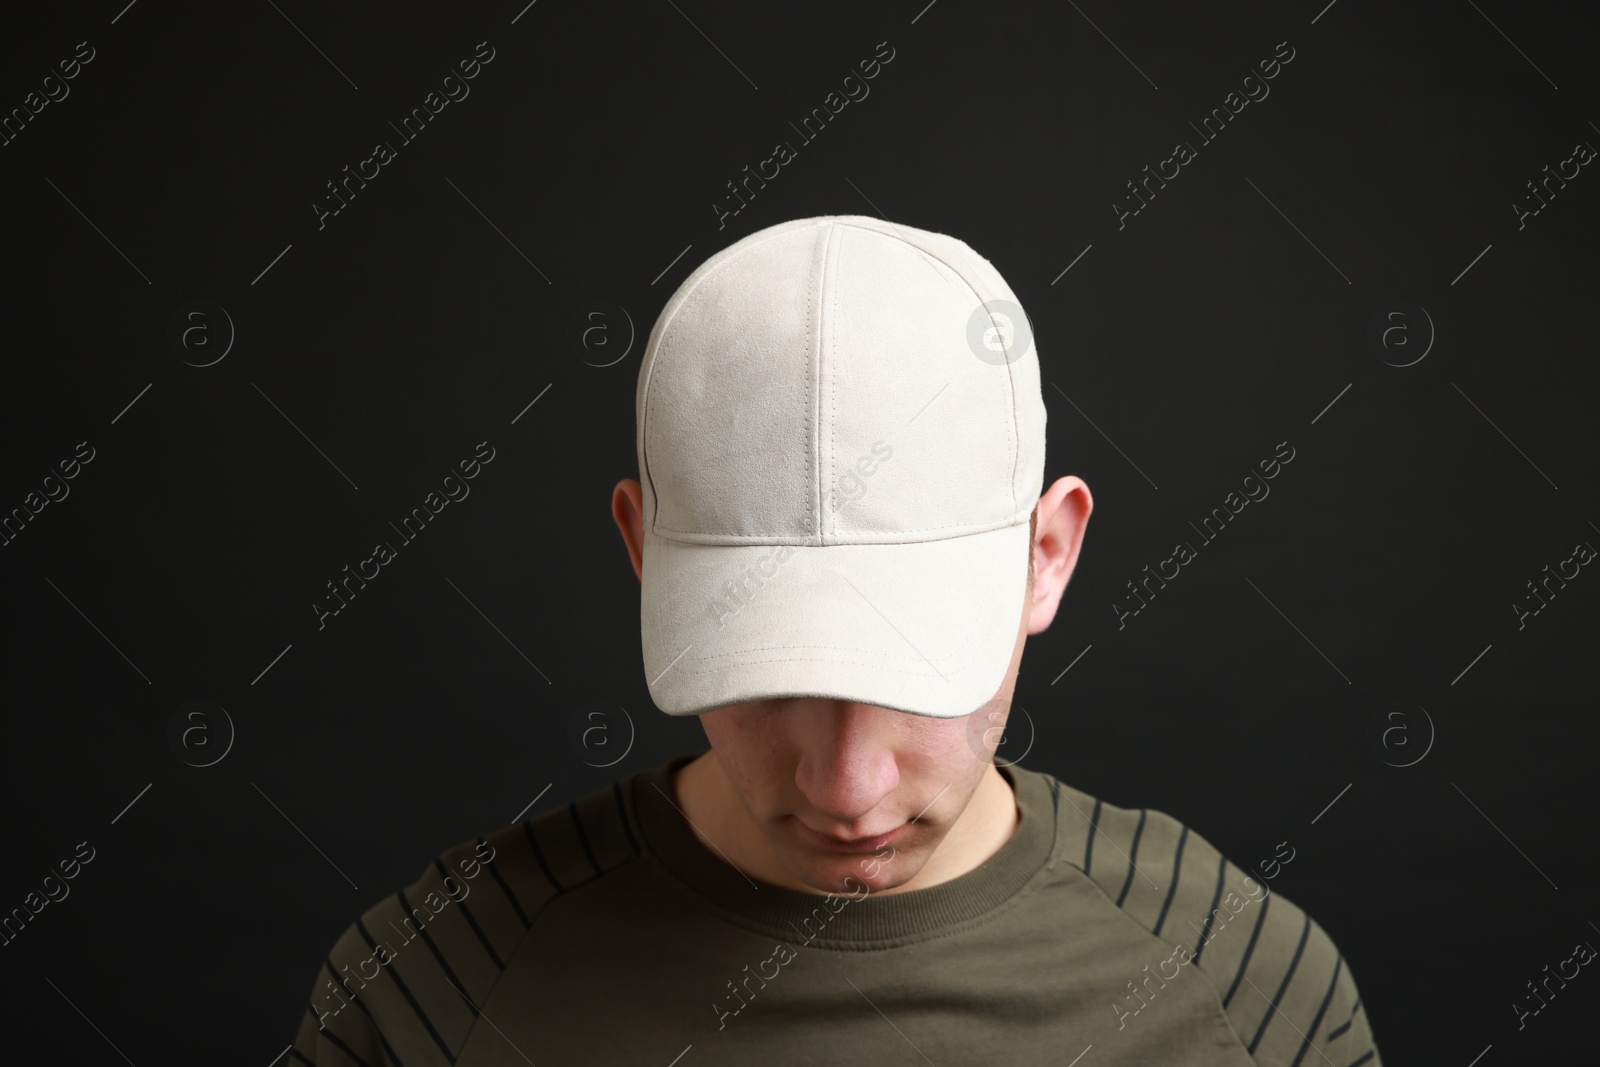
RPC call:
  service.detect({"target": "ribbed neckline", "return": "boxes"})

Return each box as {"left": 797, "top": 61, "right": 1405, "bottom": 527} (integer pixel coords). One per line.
{"left": 631, "top": 750, "right": 1058, "bottom": 945}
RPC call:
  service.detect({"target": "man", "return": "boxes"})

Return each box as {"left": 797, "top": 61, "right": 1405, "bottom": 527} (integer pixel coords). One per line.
{"left": 289, "top": 216, "right": 1382, "bottom": 1065}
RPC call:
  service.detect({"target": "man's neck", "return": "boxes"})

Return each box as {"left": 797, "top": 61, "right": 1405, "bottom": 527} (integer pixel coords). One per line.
{"left": 673, "top": 752, "right": 1021, "bottom": 896}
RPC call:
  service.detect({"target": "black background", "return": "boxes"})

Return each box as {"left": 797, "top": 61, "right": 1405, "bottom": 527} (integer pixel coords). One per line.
{"left": 2, "top": 1, "right": 1596, "bottom": 1063}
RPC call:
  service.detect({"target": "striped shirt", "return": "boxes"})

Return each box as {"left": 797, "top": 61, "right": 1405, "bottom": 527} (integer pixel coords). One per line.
{"left": 290, "top": 751, "right": 1381, "bottom": 1066}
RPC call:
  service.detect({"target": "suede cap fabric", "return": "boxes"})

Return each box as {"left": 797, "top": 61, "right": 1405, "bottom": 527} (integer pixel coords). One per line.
{"left": 635, "top": 215, "right": 1047, "bottom": 718}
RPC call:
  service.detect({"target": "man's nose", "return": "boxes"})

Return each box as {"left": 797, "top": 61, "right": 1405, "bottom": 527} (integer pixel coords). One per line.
{"left": 793, "top": 701, "right": 901, "bottom": 826}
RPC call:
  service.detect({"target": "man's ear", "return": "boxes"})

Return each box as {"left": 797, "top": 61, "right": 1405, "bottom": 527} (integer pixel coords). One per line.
{"left": 1027, "top": 475, "right": 1093, "bottom": 635}
{"left": 612, "top": 478, "right": 646, "bottom": 581}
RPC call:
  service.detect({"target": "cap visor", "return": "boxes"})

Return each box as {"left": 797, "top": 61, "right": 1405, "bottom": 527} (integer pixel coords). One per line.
{"left": 641, "top": 520, "right": 1030, "bottom": 718}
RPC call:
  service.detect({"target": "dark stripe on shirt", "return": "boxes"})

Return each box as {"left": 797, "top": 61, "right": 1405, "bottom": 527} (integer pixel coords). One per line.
{"left": 323, "top": 954, "right": 360, "bottom": 1005}
{"left": 1192, "top": 854, "right": 1227, "bottom": 966}
{"left": 1223, "top": 892, "right": 1272, "bottom": 1007}
{"left": 1328, "top": 997, "right": 1363, "bottom": 1041}
{"left": 325, "top": 960, "right": 411, "bottom": 1067}
{"left": 1115, "top": 809, "right": 1149, "bottom": 907}
{"left": 1289, "top": 956, "right": 1343, "bottom": 1067}
{"left": 1085, "top": 797, "right": 1103, "bottom": 875}
{"left": 1248, "top": 913, "right": 1311, "bottom": 1053}
{"left": 452, "top": 853, "right": 509, "bottom": 968}
{"left": 355, "top": 916, "right": 455, "bottom": 1062}
{"left": 569, "top": 801, "right": 604, "bottom": 878}
{"left": 523, "top": 820, "right": 565, "bottom": 893}
{"left": 1152, "top": 825, "right": 1189, "bottom": 936}
{"left": 471, "top": 850, "right": 530, "bottom": 933}
{"left": 613, "top": 781, "right": 641, "bottom": 856}
{"left": 1348, "top": 1050, "right": 1375, "bottom": 1066}
{"left": 397, "top": 889, "right": 479, "bottom": 1017}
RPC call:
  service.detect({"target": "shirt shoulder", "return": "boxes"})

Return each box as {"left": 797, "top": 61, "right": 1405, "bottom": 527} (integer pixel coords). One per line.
{"left": 288, "top": 778, "right": 646, "bottom": 1066}
{"left": 1034, "top": 771, "right": 1382, "bottom": 1067}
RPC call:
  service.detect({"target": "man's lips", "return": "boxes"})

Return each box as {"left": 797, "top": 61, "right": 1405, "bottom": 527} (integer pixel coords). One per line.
{"left": 797, "top": 820, "right": 908, "bottom": 853}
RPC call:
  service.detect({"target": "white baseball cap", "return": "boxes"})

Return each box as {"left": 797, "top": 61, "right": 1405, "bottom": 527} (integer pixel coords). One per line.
{"left": 635, "top": 215, "right": 1047, "bottom": 719}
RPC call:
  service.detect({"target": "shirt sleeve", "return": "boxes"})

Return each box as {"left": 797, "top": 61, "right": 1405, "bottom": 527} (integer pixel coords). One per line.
{"left": 287, "top": 919, "right": 402, "bottom": 1067}
{"left": 1228, "top": 906, "right": 1383, "bottom": 1067}
{"left": 1316, "top": 943, "right": 1381, "bottom": 1067}
{"left": 283, "top": 829, "right": 536, "bottom": 1067}
{"left": 1046, "top": 784, "right": 1383, "bottom": 1066}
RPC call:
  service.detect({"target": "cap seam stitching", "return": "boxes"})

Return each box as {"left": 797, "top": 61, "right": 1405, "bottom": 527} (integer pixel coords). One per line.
{"left": 641, "top": 219, "right": 827, "bottom": 536}
{"left": 834, "top": 221, "right": 1027, "bottom": 517}
{"left": 828, "top": 224, "right": 842, "bottom": 543}
{"left": 648, "top": 514, "right": 1032, "bottom": 539}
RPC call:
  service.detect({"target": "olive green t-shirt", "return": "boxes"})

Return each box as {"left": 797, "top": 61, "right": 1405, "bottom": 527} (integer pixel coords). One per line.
{"left": 289, "top": 751, "right": 1381, "bottom": 1066}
